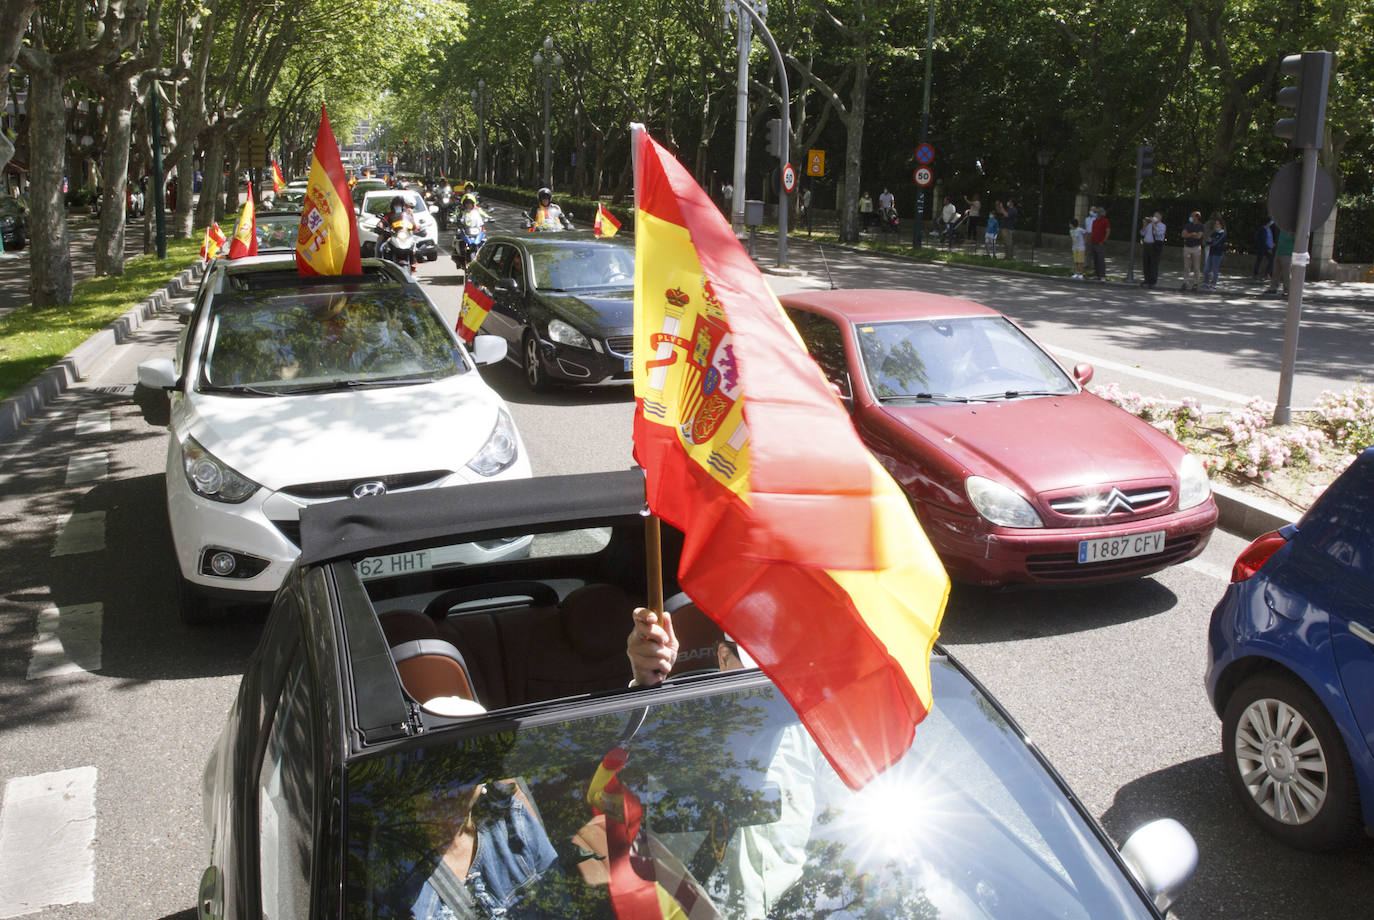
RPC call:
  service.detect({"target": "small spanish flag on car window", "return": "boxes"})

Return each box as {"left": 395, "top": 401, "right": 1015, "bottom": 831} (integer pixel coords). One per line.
{"left": 271, "top": 161, "right": 286, "bottom": 194}
{"left": 457, "top": 279, "right": 493, "bottom": 343}
{"left": 226, "top": 199, "right": 257, "bottom": 259}
{"left": 200, "top": 222, "right": 226, "bottom": 261}
{"left": 594, "top": 203, "right": 622, "bottom": 238}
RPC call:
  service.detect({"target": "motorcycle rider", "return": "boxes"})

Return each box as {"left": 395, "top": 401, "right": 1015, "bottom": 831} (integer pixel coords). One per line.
{"left": 527, "top": 187, "right": 572, "bottom": 231}
{"left": 376, "top": 195, "right": 419, "bottom": 275}
{"left": 455, "top": 195, "right": 489, "bottom": 269}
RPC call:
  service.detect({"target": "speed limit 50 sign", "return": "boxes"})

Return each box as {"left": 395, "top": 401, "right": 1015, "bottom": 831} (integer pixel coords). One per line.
{"left": 913, "top": 166, "right": 933, "bottom": 187}
{"left": 781, "top": 163, "right": 798, "bottom": 194}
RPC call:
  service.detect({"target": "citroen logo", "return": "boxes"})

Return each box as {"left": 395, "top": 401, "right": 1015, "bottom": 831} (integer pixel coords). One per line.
{"left": 1091, "top": 488, "right": 1135, "bottom": 515}
{"left": 351, "top": 481, "right": 387, "bottom": 499}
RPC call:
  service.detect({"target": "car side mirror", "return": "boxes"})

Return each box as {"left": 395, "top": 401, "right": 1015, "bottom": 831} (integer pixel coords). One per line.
{"left": 496, "top": 277, "right": 518, "bottom": 293}
{"left": 1119, "top": 818, "right": 1196, "bottom": 913}
{"left": 1072, "top": 362, "right": 1094, "bottom": 386}
{"left": 470, "top": 334, "right": 507, "bottom": 366}
{"left": 137, "top": 357, "right": 179, "bottom": 390}
{"left": 429, "top": 204, "right": 439, "bottom": 214}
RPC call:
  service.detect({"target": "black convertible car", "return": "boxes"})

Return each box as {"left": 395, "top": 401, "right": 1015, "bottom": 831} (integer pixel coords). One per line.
{"left": 198, "top": 469, "right": 1196, "bottom": 919}
{"left": 464, "top": 231, "right": 634, "bottom": 391}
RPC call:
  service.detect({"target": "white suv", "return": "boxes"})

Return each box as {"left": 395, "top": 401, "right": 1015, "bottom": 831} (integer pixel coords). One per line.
{"left": 138, "top": 254, "right": 529, "bottom": 621}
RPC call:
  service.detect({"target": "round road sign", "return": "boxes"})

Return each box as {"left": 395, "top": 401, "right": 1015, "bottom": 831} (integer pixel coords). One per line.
{"left": 915, "top": 143, "right": 935, "bottom": 165}
{"left": 781, "top": 163, "right": 798, "bottom": 194}
{"left": 914, "top": 166, "right": 933, "bottom": 187}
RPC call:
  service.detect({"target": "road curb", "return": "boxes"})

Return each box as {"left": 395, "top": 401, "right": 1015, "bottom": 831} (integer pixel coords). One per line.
{"left": 1210, "top": 481, "right": 1300, "bottom": 540}
{"left": 0, "top": 262, "right": 204, "bottom": 444}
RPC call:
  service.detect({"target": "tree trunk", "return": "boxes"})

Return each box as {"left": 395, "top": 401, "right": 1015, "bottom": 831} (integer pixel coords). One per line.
{"left": 94, "top": 76, "right": 136, "bottom": 276}
{"left": 196, "top": 131, "right": 225, "bottom": 229}
{"left": 839, "top": 61, "right": 866, "bottom": 243}
{"left": 26, "top": 67, "right": 73, "bottom": 305}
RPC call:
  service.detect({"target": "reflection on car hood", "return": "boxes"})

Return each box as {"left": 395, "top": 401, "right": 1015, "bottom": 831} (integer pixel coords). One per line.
{"left": 184, "top": 374, "right": 506, "bottom": 490}
{"left": 883, "top": 391, "right": 1183, "bottom": 494}
{"left": 541, "top": 290, "right": 634, "bottom": 336}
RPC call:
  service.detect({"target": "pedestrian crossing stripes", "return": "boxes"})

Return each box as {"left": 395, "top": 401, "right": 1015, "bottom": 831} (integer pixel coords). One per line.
{"left": 51, "top": 511, "right": 106, "bottom": 556}
{"left": 65, "top": 451, "right": 109, "bottom": 485}
{"left": 27, "top": 603, "right": 103, "bottom": 679}
{"left": 0, "top": 767, "right": 97, "bottom": 918}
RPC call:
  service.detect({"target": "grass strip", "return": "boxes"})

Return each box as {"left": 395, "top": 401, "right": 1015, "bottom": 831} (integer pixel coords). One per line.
{"left": 0, "top": 238, "right": 201, "bottom": 401}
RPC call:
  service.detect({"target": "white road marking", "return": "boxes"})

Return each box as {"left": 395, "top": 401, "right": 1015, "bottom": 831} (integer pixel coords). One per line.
{"left": 0, "top": 767, "right": 97, "bottom": 917}
{"left": 1183, "top": 557, "right": 1233, "bottom": 583}
{"left": 1046, "top": 344, "right": 1254, "bottom": 405}
{"left": 50, "top": 511, "right": 105, "bottom": 556}
{"left": 73, "top": 411, "right": 111, "bottom": 436}
{"left": 64, "top": 452, "right": 108, "bottom": 485}
{"left": 26, "top": 603, "right": 103, "bottom": 678}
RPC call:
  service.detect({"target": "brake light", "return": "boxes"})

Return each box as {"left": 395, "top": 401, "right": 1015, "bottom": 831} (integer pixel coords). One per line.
{"left": 1230, "top": 530, "right": 1287, "bottom": 582}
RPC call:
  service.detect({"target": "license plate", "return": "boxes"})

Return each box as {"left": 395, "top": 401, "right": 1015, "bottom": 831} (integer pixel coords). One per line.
{"left": 1077, "top": 530, "right": 1165, "bottom": 564}
{"left": 624, "top": 357, "right": 633, "bottom": 373}
{"left": 356, "top": 550, "right": 432, "bottom": 580}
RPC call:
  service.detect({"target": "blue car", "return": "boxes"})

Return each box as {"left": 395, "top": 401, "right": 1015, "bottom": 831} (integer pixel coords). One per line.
{"left": 1205, "top": 445, "right": 1374, "bottom": 850}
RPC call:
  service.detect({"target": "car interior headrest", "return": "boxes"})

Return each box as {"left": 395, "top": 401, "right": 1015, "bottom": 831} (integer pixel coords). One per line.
{"left": 558, "top": 583, "right": 636, "bottom": 659}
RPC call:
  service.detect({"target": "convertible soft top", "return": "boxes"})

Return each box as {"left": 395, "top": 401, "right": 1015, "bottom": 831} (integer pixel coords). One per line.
{"left": 298, "top": 467, "right": 648, "bottom": 566}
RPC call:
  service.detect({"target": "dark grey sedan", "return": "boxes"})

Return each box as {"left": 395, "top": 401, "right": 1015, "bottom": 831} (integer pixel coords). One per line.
{"left": 465, "top": 231, "right": 634, "bottom": 391}
{"left": 198, "top": 469, "right": 1196, "bottom": 920}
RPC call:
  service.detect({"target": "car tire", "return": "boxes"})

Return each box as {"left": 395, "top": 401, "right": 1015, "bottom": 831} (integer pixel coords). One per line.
{"left": 523, "top": 334, "right": 552, "bottom": 393}
{"left": 1221, "top": 673, "right": 1363, "bottom": 850}
{"left": 177, "top": 578, "right": 218, "bottom": 625}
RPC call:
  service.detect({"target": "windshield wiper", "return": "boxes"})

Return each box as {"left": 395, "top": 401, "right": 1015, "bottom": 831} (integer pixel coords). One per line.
{"left": 969, "top": 389, "right": 1063, "bottom": 401}
{"left": 198, "top": 383, "right": 287, "bottom": 397}
{"left": 279, "top": 376, "right": 434, "bottom": 394}
{"left": 879, "top": 392, "right": 972, "bottom": 403}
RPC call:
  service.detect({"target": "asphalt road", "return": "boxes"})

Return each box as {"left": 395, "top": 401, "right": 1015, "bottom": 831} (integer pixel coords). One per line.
{"left": 0, "top": 200, "right": 1370, "bottom": 920}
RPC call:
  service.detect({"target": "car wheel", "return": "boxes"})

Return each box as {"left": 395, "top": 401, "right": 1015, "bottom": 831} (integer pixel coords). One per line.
{"left": 1221, "top": 673, "right": 1363, "bottom": 850}
{"left": 362, "top": 241, "right": 376, "bottom": 258}
{"left": 177, "top": 578, "right": 217, "bottom": 625}
{"left": 523, "top": 334, "right": 552, "bottom": 392}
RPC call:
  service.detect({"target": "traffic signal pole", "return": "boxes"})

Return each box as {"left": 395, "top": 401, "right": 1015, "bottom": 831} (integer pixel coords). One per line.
{"left": 728, "top": 0, "right": 790, "bottom": 268}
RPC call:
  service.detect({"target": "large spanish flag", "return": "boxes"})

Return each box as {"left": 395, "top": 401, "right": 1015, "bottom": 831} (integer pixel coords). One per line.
{"left": 630, "top": 125, "right": 949, "bottom": 790}
{"left": 297, "top": 106, "right": 361, "bottom": 277}
{"left": 226, "top": 198, "right": 256, "bottom": 259}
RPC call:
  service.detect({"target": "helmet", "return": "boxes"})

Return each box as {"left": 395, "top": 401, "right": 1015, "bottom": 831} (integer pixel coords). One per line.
{"left": 389, "top": 196, "right": 405, "bottom": 212}
{"left": 464, "top": 181, "right": 475, "bottom": 192}
{"left": 462, "top": 196, "right": 475, "bottom": 208}
{"left": 538, "top": 187, "right": 552, "bottom": 201}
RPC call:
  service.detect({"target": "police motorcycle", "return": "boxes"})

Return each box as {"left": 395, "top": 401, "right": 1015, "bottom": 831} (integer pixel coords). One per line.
{"left": 524, "top": 187, "right": 574, "bottom": 231}
{"left": 451, "top": 197, "right": 488, "bottom": 272}
{"left": 375, "top": 197, "right": 420, "bottom": 279}
{"left": 434, "top": 182, "right": 455, "bottom": 230}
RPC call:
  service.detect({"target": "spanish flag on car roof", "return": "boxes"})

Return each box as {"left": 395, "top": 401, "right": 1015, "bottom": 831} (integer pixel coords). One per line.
{"left": 226, "top": 199, "right": 256, "bottom": 259}
{"left": 296, "top": 106, "right": 361, "bottom": 277}
{"left": 629, "top": 124, "right": 949, "bottom": 791}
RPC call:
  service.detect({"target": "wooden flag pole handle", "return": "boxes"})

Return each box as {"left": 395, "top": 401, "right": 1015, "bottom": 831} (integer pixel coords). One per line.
{"left": 643, "top": 512, "right": 664, "bottom": 615}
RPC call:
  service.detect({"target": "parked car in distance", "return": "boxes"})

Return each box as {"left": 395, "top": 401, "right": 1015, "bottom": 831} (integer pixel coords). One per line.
{"left": 780, "top": 289, "right": 1218, "bottom": 586}
{"left": 1205, "top": 445, "right": 1374, "bottom": 850}
{"left": 136, "top": 253, "right": 529, "bottom": 622}
{"left": 350, "top": 177, "right": 390, "bottom": 209}
{"left": 0, "top": 197, "right": 27, "bottom": 250}
{"left": 253, "top": 210, "right": 302, "bottom": 253}
{"left": 465, "top": 231, "right": 635, "bottom": 391}
{"left": 198, "top": 468, "right": 1197, "bottom": 920}
{"left": 357, "top": 189, "right": 439, "bottom": 262}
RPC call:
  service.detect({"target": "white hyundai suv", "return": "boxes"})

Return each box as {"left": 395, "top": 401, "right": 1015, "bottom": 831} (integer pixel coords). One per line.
{"left": 138, "top": 254, "right": 529, "bottom": 621}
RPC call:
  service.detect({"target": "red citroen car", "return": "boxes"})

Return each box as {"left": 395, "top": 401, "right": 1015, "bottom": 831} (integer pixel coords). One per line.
{"left": 780, "top": 289, "right": 1218, "bottom": 586}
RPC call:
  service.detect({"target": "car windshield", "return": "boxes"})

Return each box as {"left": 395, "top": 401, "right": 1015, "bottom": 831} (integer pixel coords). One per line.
{"left": 343, "top": 659, "right": 1152, "bottom": 919}
{"left": 275, "top": 189, "right": 306, "bottom": 208}
{"left": 855, "top": 315, "right": 1075, "bottom": 401}
{"left": 530, "top": 244, "right": 634, "bottom": 291}
{"left": 255, "top": 213, "right": 301, "bottom": 251}
{"left": 197, "top": 286, "right": 467, "bottom": 393}
{"left": 365, "top": 194, "right": 422, "bottom": 218}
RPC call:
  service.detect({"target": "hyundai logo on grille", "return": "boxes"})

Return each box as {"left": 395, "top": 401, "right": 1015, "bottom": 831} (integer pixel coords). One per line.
{"left": 351, "top": 481, "right": 388, "bottom": 499}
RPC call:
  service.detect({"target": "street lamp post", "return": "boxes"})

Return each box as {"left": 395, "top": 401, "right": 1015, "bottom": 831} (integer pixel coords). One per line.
{"left": 471, "top": 81, "right": 486, "bottom": 183}
{"left": 533, "top": 37, "right": 562, "bottom": 188}
{"left": 1033, "top": 148, "right": 1051, "bottom": 261}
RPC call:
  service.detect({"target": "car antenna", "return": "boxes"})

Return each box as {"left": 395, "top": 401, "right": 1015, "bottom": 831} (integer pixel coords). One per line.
{"left": 817, "top": 243, "right": 839, "bottom": 289}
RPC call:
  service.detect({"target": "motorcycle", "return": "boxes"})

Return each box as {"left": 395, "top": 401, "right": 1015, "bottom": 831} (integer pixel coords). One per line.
{"left": 377, "top": 214, "right": 419, "bottom": 279}
{"left": 435, "top": 187, "right": 454, "bottom": 230}
{"left": 524, "top": 206, "right": 574, "bottom": 232}
{"left": 452, "top": 208, "right": 487, "bottom": 272}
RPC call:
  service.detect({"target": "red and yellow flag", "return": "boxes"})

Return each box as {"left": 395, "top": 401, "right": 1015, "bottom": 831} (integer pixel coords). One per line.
{"left": 226, "top": 199, "right": 257, "bottom": 259}
{"left": 296, "top": 106, "right": 362, "bottom": 277}
{"left": 630, "top": 125, "right": 949, "bottom": 790}
{"left": 594, "top": 203, "right": 622, "bottom": 238}
{"left": 457, "top": 279, "right": 493, "bottom": 343}
{"left": 200, "top": 222, "right": 227, "bottom": 261}
{"left": 271, "top": 160, "right": 286, "bottom": 194}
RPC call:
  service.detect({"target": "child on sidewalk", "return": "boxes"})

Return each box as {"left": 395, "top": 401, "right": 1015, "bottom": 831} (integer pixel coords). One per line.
{"left": 1069, "top": 218, "right": 1086, "bottom": 279}
{"left": 983, "top": 211, "right": 1000, "bottom": 258}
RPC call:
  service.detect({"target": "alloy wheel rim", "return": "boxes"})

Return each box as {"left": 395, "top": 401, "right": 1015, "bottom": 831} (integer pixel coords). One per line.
{"left": 1234, "top": 697, "right": 1329, "bottom": 826}
{"left": 525, "top": 338, "right": 540, "bottom": 387}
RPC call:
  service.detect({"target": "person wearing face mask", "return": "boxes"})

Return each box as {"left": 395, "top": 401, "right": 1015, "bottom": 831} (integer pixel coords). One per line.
{"left": 376, "top": 195, "right": 419, "bottom": 275}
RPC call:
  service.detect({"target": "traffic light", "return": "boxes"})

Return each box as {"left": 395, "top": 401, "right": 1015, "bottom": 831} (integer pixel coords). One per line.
{"left": 764, "top": 117, "right": 783, "bottom": 157}
{"left": 1137, "top": 144, "right": 1155, "bottom": 178}
{"left": 1274, "top": 50, "right": 1334, "bottom": 150}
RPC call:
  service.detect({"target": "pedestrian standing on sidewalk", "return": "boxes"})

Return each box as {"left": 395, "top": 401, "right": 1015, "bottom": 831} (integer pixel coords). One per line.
{"left": 1090, "top": 206, "right": 1111, "bottom": 281}
{"left": 964, "top": 193, "right": 981, "bottom": 243}
{"left": 1180, "top": 210, "right": 1204, "bottom": 291}
{"left": 1203, "top": 218, "right": 1227, "bottom": 291}
{"left": 1069, "top": 218, "right": 1086, "bottom": 279}
{"left": 1252, "top": 219, "right": 1276, "bottom": 282}
{"left": 983, "top": 210, "right": 1000, "bottom": 258}
{"left": 999, "top": 198, "right": 1019, "bottom": 260}
{"left": 1266, "top": 228, "right": 1294, "bottom": 296}
{"left": 1141, "top": 211, "right": 1166, "bottom": 288}
{"left": 859, "top": 191, "right": 874, "bottom": 231}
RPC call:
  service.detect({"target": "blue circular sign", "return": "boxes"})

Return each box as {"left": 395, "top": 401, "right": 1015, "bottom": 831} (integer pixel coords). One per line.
{"left": 915, "top": 143, "right": 935, "bottom": 165}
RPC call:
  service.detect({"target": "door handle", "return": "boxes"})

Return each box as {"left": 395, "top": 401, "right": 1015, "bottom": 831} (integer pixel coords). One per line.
{"left": 1351, "top": 621, "right": 1374, "bottom": 648}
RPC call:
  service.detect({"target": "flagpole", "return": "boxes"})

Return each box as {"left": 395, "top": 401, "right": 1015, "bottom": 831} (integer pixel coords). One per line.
{"left": 643, "top": 511, "right": 664, "bottom": 615}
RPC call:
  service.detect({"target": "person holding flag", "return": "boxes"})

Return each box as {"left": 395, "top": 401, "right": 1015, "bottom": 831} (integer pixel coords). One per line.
{"left": 593, "top": 203, "right": 621, "bottom": 238}
{"left": 296, "top": 106, "right": 362, "bottom": 277}
{"left": 226, "top": 199, "right": 257, "bottom": 259}
{"left": 200, "top": 222, "right": 227, "bottom": 261}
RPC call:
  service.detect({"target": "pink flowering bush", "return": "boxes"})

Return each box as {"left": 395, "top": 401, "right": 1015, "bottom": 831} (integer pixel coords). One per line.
{"left": 1311, "top": 384, "right": 1374, "bottom": 452}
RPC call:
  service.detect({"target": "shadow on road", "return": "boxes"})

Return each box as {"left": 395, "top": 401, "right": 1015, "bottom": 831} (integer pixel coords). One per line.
{"left": 940, "top": 577, "right": 1179, "bottom": 643}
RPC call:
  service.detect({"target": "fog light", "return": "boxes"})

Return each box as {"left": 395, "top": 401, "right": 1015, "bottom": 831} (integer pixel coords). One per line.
{"left": 209, "top": 552, "right": 237, "bottom": 576}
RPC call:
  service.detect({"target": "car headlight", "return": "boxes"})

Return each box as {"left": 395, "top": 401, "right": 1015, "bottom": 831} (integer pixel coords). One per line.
{"left": 966, "top": 475, "right": 1044, "bottom": 528}
{"left": 466, "top": 408, "right": 520, "bottom": 477}
{"left": 547, "top": 318, "right": 591, "bottom": 349}
{"left": 1177, "top": 452, "right": 1211, "bottom": 510}
{"left": 181, "top": 436, "right": 259, "bottom": 503}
